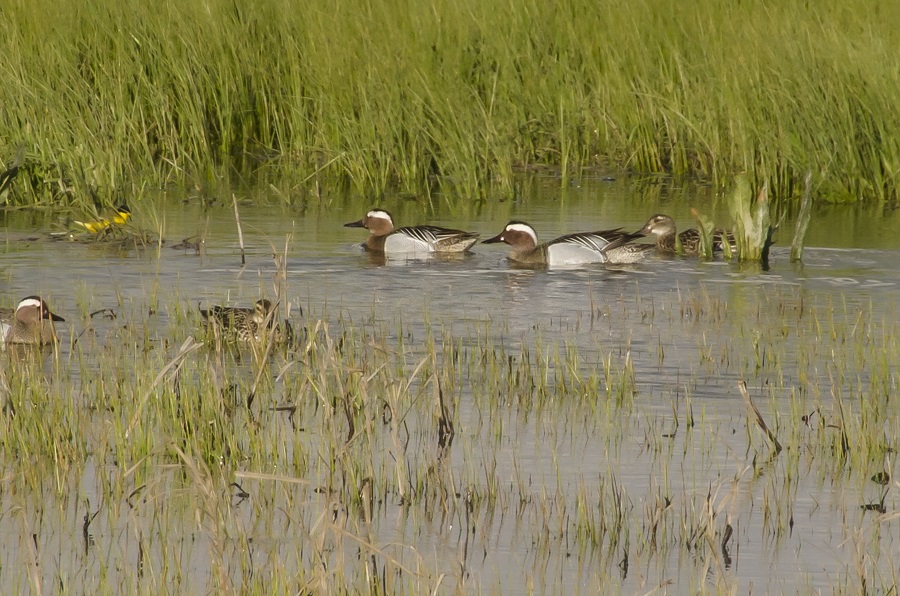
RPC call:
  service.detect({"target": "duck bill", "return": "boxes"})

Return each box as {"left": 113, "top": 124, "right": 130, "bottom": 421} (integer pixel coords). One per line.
{"left": 47, "top": 312, "right": 65, "bottom": 322}
{"left": 482, "top": 233, "right": 505, "bottom": 244}
{"left": 635, "top": 224, "right": 652, "bottom": 236}
{"left": 343, "top": 219, "right": 366, "bottom": 228}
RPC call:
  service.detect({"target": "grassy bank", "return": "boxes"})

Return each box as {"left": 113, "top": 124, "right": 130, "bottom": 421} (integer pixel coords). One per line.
{"left": 1, "top": 0, "right": 899, "bottom": 204}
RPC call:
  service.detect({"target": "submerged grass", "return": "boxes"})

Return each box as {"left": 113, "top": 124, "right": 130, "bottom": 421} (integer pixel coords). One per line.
{"left": 0, "top": 277, "right": 898, "bottom": 591}
{"left": 1, "top": 0, "right": 899, "bottom": 205}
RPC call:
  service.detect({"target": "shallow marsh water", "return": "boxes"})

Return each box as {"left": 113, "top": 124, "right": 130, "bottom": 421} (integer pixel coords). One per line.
{"left": 1, "top": 176, "right": 899, "bottom": 593}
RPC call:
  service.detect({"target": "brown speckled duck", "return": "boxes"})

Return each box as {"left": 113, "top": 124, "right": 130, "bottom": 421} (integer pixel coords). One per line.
{"left": 638, "top": 214, "right": 733, "bottom": 256}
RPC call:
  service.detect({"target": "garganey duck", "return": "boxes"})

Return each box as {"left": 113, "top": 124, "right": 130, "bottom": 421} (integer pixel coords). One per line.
{"left": 605, "top": 243, "right": 657, "bottom": 264}
{"left": 0, "top": 296, "right": 65, "bottom": 346}
{"left": 344, "top": 209, "right": 479, "bottom": 255}
{"left": 200, "top": 299, "right": 282, "bottom": 342}
{"left": 482, "top": 221, "right": 643, "bottom": 267}
{"left": 638, "top": 214, "right": 733, "bottom": 256}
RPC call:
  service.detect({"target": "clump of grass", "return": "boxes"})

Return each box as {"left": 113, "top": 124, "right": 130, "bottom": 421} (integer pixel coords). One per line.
{"left": 689, "top": 207, "right": 716, "bottom": 260}
{"left": 726, "top": 174, "right": 776, "bottom": 263}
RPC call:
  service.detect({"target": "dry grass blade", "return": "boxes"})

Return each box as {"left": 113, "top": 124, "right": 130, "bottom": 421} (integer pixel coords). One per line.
{"left": 690, "top": 207, "right": 716, "bottom": 260}
{"left": 171, "top": 443, "right": 233, "bottom": 595}
{"left": 246, "top": 303, "right": 279, "bottom": 411}
{"left": 233, "top": 471, "right": 309, "bottom": 484}
{"left": 125, "top": 336, "right": 204, "bottom": 438}
{"left": 434, "top": 374, "right": 455, "bottom": 450}
{"left": 16, "top": 506, "right": 41, "bottom": 594}
{"left": 738, "top": 380, "right": 782, "bottom": 455}
{"left": 232, "top": 193, "right": 246, "bottom": 266}
{"left": 790, "top": 172, "right": 814, "bottom": 262}
{"left": 0, "top": 365, "right": 10, "bottom": 414}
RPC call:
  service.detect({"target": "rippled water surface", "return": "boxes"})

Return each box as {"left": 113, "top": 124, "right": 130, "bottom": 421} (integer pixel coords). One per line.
{"left": 2, "top": 177, "right": 899, "bottom": 593}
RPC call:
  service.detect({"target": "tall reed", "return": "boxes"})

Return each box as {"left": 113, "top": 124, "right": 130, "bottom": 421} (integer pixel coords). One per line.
{"left": 1, "top": 0, "right": 898, "bottom": 204}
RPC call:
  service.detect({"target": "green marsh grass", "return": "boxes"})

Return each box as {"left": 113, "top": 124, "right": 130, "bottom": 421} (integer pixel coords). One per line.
{"left": 2, "top": 0, "right": 900, "bottom": 205}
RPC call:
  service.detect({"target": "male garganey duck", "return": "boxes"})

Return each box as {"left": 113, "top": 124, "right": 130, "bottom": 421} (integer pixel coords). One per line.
{"left": 482, "top": 221, "right": 643, "bottom": 267}
{"left": 0, "top": 296, "right": 65, "bottom": 346}
{"left": 344, "top": 209, "right": 479, "bottom": 255}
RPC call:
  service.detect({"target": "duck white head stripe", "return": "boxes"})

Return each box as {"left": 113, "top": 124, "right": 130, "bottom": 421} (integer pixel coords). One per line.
{"left": 506, "top": 223, "right": 538, "bottom": 246}
{"left": 366, "top": 210, "right": 393, "bottom": 223}
{"left": 17, "top": 298, "right": 43, "bottom": 311}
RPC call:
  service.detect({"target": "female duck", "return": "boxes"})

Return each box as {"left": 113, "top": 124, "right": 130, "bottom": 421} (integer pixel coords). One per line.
{"left": 638, "top": 214, "right": 732, "bottom": 256}
{"left": 345, "top": 209, "right": 479, "bottom": 255}
{"left": 200, "top": 299, "right": 279, "bottom": 342}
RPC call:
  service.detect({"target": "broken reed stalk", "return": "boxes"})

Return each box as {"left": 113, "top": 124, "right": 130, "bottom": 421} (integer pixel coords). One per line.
{"left": 790, "top": 172, "right": 814, "bottom": 262}
{"left": 690, "top": 207, "right": 716, "bottom": 260}
{"left": 721, "top": 523, "right": 733, "bottom": 567}
{"left": 232, "top": 193, "right": 246, "bottom": 266}
{"left": 0, "top": 361, "right": 11, "bottom": 414}
{"left": 245, "top": 235, "right": 295, "bottom": 411}
{"left": 435, "top": 375, "right": 455, "bottom": 450}
{"left": 246, "top": 297, "right": 282, "bottom": 412}
{"left": 738, "top": 380, "right": 782, "bottom": 455}
{"left": 359, "top": 476, "right": 380, "bottom": 590}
